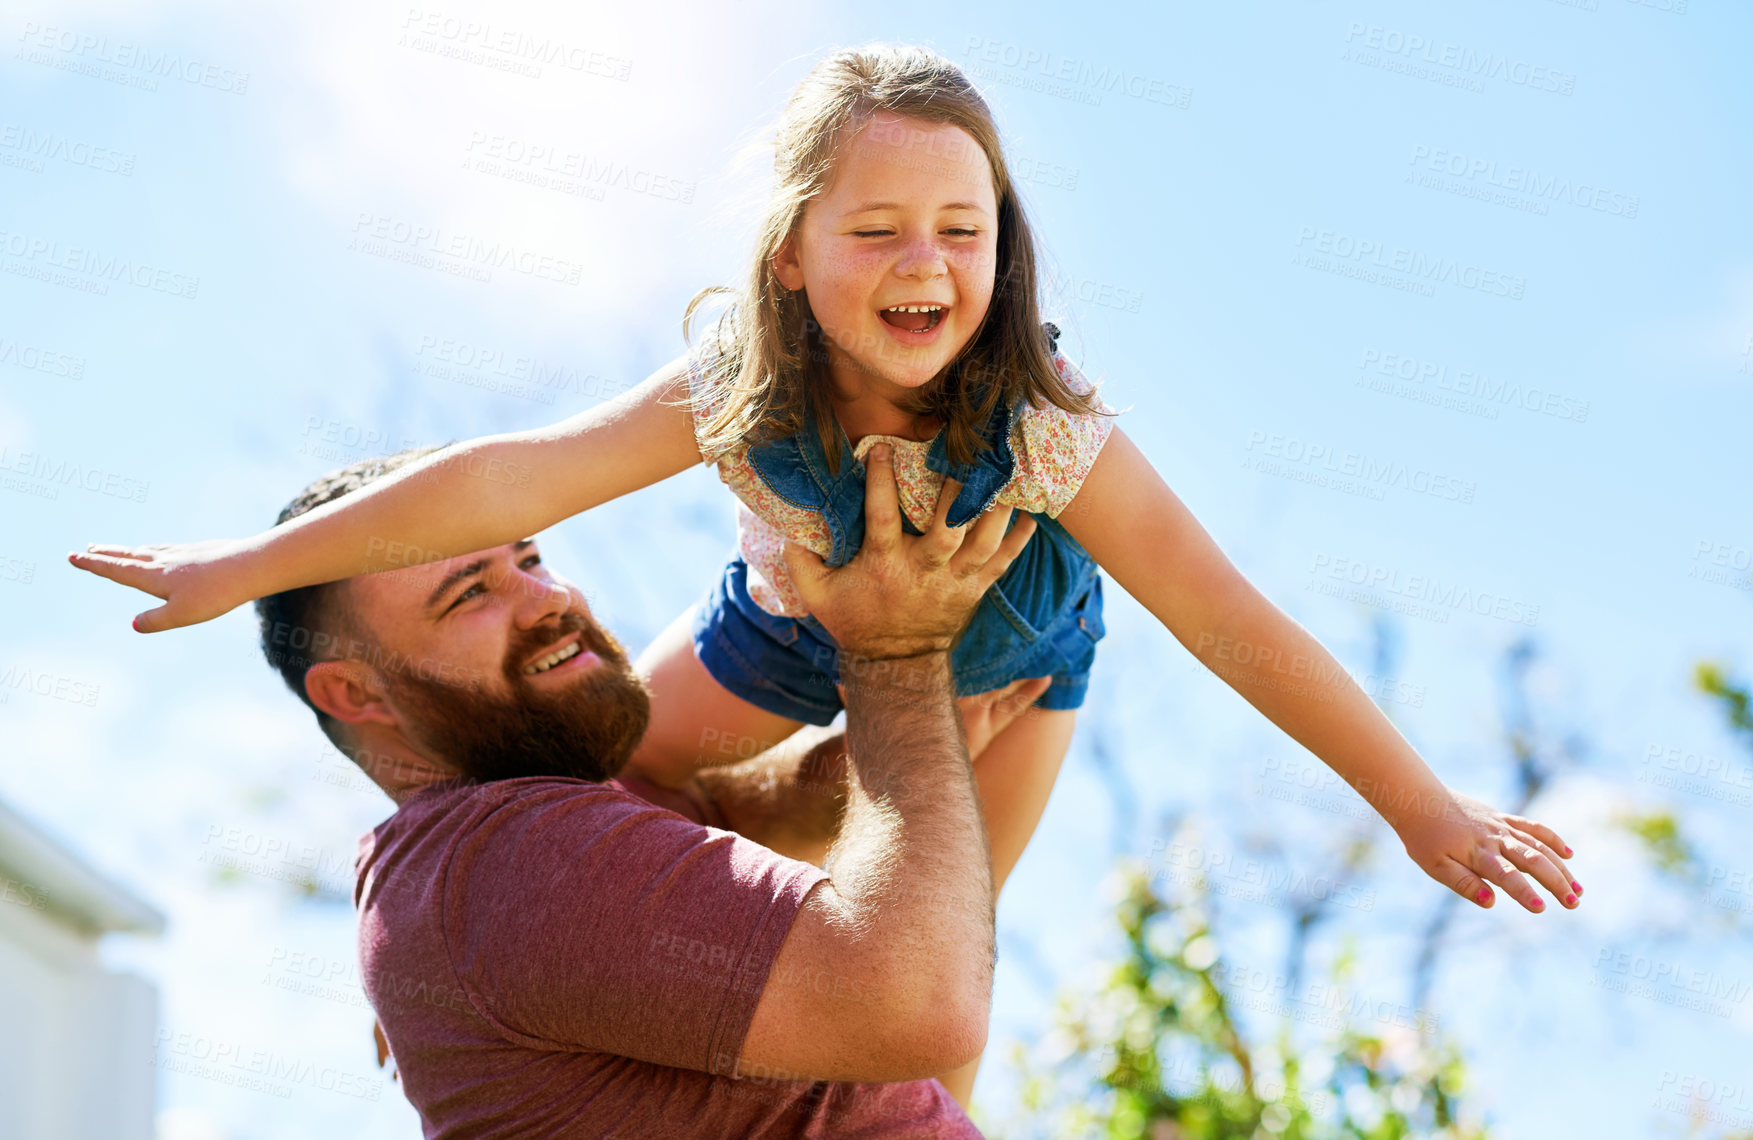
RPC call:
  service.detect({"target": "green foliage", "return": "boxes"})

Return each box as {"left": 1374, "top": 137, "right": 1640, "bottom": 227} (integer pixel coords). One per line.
{"left": 1613, "top": 661, "right": 1753, "bottom": 923}
{"left": 1588, "top": 658, "right": 1753, "bottom": 1137}
{"left": 1614, "top": 809, "right": 1698, "bottom": 877}
{"left": 997, "top": 861, "right": 1490, "bottom": 1140}
{"left": 1694, "top": 664, "right": 1752, "bottom": 739}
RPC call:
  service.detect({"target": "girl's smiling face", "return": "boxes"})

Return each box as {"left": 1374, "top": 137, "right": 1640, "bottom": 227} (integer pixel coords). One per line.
{"left": 773, "top": 112, "right": 1000, "bottom": 401}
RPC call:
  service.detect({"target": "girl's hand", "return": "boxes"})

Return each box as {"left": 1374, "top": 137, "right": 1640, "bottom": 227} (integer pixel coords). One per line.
{"left": 67, "top": 540, "right": 257, "bottom": 632}
{"left": 1398, "top": 788, "right": 1582, "bottom": 912}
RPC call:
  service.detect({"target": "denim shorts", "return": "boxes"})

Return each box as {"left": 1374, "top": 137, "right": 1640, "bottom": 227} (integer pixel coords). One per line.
{"left": 692, "top": 556, "right": 1105, "bottom": 726}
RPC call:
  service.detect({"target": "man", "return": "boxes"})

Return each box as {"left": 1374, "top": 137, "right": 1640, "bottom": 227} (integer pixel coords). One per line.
{"left": 248, "top": 442, "right": 1038, "bottom": 1136}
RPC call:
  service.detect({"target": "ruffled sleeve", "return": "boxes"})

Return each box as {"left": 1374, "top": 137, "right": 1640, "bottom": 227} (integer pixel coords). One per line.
{"left": 683, "top": 333, "right": 734, "bottom": 466}
{"left": 1000, "top": 350, "right": 1118, "bottom": 517}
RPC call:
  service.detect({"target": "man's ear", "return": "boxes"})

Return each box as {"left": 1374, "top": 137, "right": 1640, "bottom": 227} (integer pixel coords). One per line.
{"left": 304, "top": 662, "right": 399, "bottom": 730}
{"left": 773, "top": 232, "right": 805, "bottom": 292}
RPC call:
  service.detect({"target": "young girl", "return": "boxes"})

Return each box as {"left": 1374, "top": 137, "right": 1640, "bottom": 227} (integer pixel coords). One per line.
{"left": 73, "top": 43, "right": 1582, "bottom": 1106}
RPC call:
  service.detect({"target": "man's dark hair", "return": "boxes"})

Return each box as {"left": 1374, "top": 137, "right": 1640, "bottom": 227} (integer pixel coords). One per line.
{"left": 255, "top": 444, "right": 448, "bottom": 748}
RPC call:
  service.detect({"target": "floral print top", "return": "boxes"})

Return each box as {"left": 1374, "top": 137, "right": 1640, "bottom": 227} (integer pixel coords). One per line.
{"left": 686, "top": 341, "right": 1118, "bottom": 617}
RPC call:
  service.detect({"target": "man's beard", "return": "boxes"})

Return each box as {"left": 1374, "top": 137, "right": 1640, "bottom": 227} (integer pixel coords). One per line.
{"left": 387, "top": 611, "right": 652, "bottom": 785}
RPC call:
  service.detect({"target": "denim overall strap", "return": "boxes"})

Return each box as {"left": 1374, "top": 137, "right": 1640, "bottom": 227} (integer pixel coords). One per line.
{"left": 745, "top": 416, "right": 869, "bottom": 567}
{"left": 744, "top": 337, "right": 1051, "bottom": 564}
{"left": 927, "top": 322, "right": 1056, "bottom": 525}
{"left": 925, "top": 395, "right": 1018, "bottom": 527}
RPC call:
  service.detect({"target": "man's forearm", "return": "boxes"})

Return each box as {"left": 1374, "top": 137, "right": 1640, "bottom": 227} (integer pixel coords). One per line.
{"left": 694, "top": 726, "right": 848, "bottom": 864}
{"left": 730, "top": 446, "right": 1024, "bottom": 1081}
{"left": 828, "top": 652, "right": 993, "bottom": 1020}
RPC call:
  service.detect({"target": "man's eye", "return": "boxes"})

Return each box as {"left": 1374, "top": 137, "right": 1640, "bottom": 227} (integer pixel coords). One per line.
{"left": 448, "top": 583, "right": 484, "bottom": 612}
{"left": 521, "top": 555, "right": 542, "bottom": 569}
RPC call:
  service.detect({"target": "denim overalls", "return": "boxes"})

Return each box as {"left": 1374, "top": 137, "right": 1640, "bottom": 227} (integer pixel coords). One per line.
{"left": 692, "top": 335, "right": 1107, "bottom": 726}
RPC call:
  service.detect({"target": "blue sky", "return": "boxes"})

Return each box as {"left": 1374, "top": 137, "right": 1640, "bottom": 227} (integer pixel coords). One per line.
{"left": 2, "top": 1, "right": 1749, "bottom": 1137}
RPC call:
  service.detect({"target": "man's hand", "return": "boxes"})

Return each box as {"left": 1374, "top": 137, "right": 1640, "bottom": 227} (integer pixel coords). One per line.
{"left": 781, "top": 443, "right": 1035, "bottom": 661}
{"left": 958, "top": 676, "right": 1052, "bottom": 759}
{"left": 653, "top": 676, "right": 1051, "bottom": 865}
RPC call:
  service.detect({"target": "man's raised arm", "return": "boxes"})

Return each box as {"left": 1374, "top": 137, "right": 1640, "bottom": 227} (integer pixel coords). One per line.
{"left": 626, "top": 678, "right": 1048, "bottom": 867}
{"left": 733, "top": 445, "right": 1036, "bottom": 1082}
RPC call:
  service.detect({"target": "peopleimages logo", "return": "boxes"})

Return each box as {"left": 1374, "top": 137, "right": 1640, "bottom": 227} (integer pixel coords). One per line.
{"left": 1147, "top": 838, "right": 1378, "bottom": 912}
{"left": 15, "top": 22, "right": 251, "bottom": 94}
{"left": 1356, "top": 348, "right": 1589, "bottom": 424}
{"left": 0, "top": 664, "right": 100, "bottom": 707}
{"left": 0, "top": 445, "right": 149, "bottom": 502}
{"left": 0, "top": 335, "right": 84, "bottom": 379}
{"left": 963, "top": 36, "right": 1193, "bottom": 109}
{"left": 462, "top": 133, "right": 695, "bottom": 203}
{"left": 1294, "top": 226, "right": 1525, "bottom": 300}
{"left": 1408, "top": 145, "right": 1637, "bottom": 219}
{"left": 1306, "top": 553, "right": 1540, "bottom": 627}
{"left": 151, "top": 1030, "right": 382, "bottom": 1101}
{"left": 349, "top": 214, "right": 583, "bottom": 286}
{"left": 398, "top": 9, "right": 632, "bottom": 81}
{"left": 1243, "top": 431, "right": 1478, "bottom": 504}
{"left": 0, "top": 229, "right": 200, "bottom": 299}
{"left": 1342, "top": 23, "right": 1576, "bottom": 96}
{"left": 0, "top": 123, "right": 136, "bottom": 176}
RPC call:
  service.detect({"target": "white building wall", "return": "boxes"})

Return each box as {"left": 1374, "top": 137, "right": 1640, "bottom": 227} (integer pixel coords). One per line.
{"left": 0, "top": 864, "right": 159, "bottom": 1140}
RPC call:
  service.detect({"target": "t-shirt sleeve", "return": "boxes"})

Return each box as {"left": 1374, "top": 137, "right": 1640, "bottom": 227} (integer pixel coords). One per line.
{"left": 1002, "top": 349, "right": 1119, "bottom": 518}
{"left": 441, "top": 783, "right": 828, "bottom": 1076}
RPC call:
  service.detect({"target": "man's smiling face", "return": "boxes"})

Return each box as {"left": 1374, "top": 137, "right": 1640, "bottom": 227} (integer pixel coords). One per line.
{"left": 342, "top": 538, "right": 651, "bottom": 784}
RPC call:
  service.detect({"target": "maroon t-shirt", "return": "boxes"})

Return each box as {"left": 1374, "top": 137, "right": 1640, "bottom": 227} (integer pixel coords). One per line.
{"left": 354, "top": 776, "right": 981, "bottom": 1138}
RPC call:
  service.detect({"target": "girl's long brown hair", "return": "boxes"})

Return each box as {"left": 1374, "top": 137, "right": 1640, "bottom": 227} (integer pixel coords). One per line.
{"left": 686, "top": 43, "right": 1107, "bottom": 472}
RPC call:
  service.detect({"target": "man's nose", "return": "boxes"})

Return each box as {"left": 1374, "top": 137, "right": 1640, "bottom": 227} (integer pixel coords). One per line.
{"left": 510, "top": 570, "right": 571, "bottom": 627}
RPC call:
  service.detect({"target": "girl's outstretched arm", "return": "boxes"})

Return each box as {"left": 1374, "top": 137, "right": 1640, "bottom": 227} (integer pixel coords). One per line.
{"left": 71, "top": 358, "right": 702, "bottom": 632}
{"left": 1061, "top": 428, "right": 1583, "bottom": 914}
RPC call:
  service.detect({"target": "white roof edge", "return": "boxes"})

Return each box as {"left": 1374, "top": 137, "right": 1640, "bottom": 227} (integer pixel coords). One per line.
{"left": 0, "top": 799, "right": 166, "bottom": 938}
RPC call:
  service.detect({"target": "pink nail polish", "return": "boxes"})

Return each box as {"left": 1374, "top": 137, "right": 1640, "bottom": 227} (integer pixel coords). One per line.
{"left": 1564, "top": 894, "right": 1576, "bottom": 906}
{"left": 131, "top": 616, "right": 141, "bottom": 632}
{"left": 1571, "top": 881, "right": 1582, "bottom": 894}
{"left": 1475, "top": 887, "right": 1492, "bottom": 904}
{"left": 1563, "top": 846, "right": 1574, "bottom": 856}
{"left": 1531, "top": 898, "right": 1544, "bottom": 909}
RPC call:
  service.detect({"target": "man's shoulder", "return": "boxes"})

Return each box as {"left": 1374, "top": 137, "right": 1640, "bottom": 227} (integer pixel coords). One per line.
{"left": 382, "top": 776, "right": 656, "bottom": 839}
{"left": 359, "top": 779, "right": 658, "bottom": 882}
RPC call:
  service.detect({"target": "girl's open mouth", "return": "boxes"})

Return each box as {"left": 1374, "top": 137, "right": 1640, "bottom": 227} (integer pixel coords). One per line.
{"left": 878, "top": 304, "right": 946, "bottom": 334}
